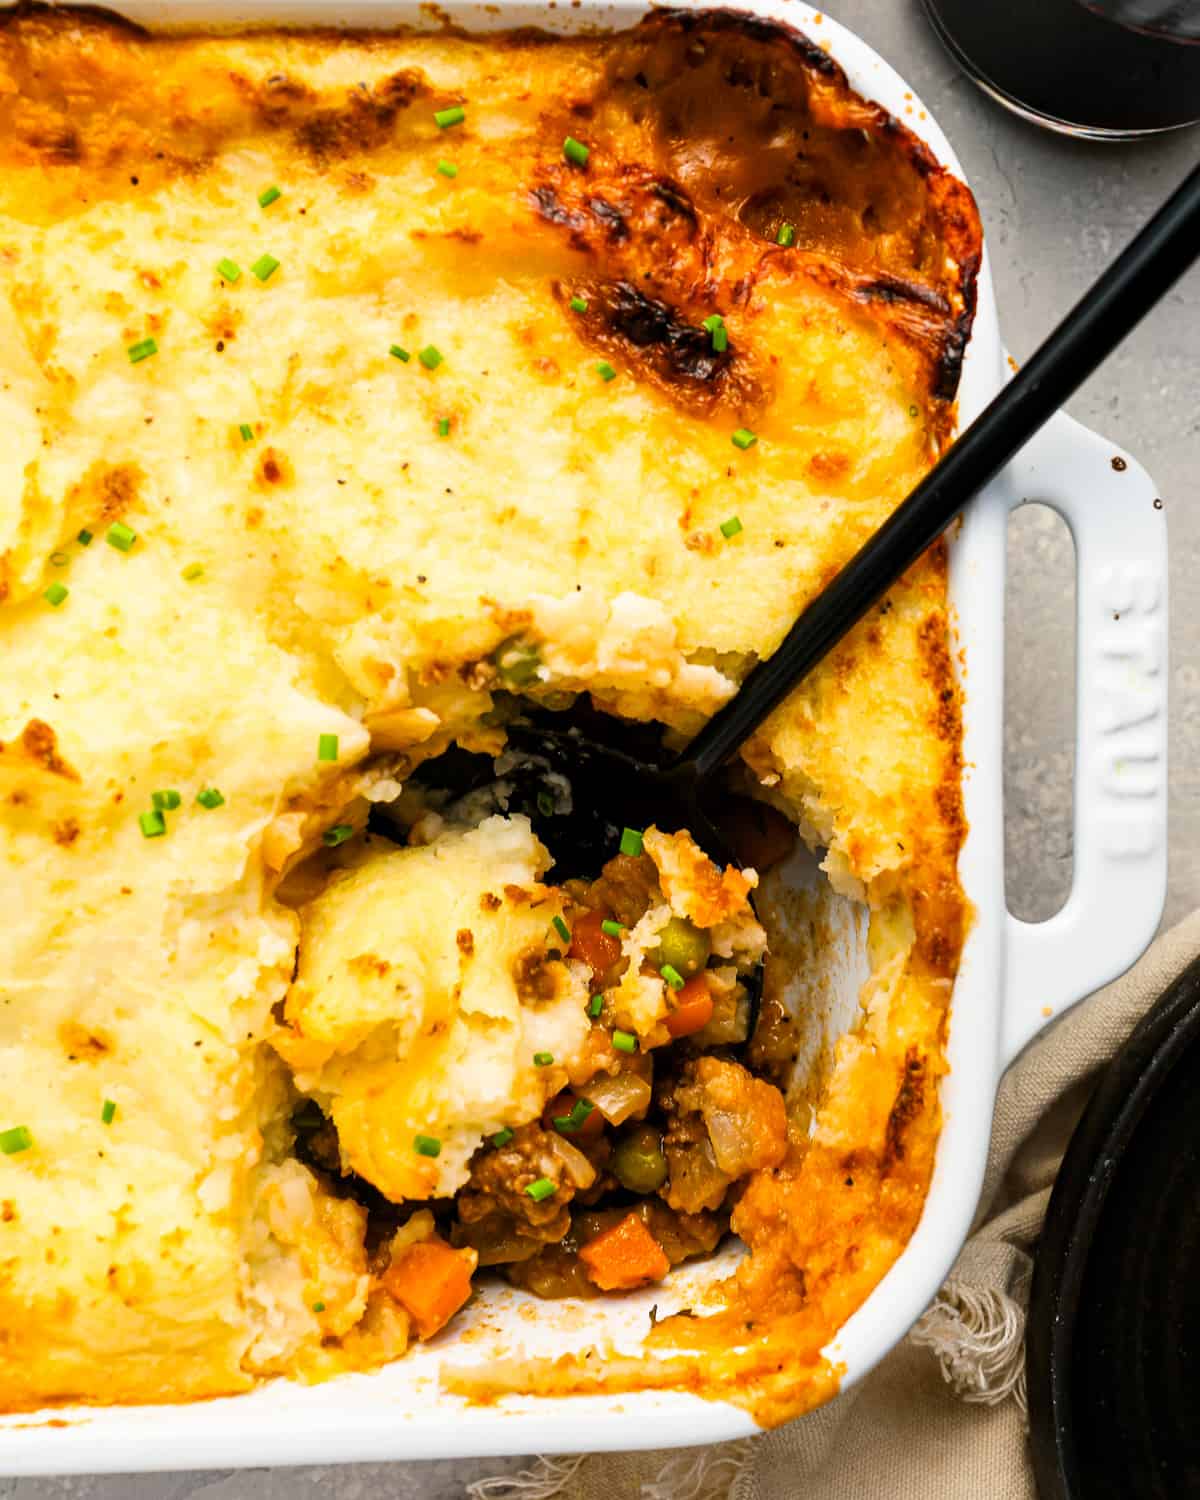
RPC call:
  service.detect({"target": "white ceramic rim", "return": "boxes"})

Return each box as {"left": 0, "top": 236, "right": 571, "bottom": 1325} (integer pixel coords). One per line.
{"left": 0, "top": 0, "right": 1168, "bottom": 1471}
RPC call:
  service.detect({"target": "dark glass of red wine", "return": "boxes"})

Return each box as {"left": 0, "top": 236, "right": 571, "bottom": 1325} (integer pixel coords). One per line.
{"left": 922, "top": 0, "right": 1200, "bottom": 137}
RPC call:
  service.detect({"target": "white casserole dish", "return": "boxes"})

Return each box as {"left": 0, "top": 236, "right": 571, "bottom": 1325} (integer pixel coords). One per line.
{"left": 0, "top": 0, "right": 1168, "bottom": 1473}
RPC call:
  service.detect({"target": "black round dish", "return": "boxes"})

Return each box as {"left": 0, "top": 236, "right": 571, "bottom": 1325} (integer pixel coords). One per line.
{"left": 921, "top": 0, "right": 1200, "bottom": 137}
{"left": 1027, "top": 951, "right": 1200, "bottom": 1499}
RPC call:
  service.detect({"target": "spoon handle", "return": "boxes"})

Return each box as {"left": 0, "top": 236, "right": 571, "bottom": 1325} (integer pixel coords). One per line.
{"left": 682, "top": 158, "right": 1200, "bottom": 787}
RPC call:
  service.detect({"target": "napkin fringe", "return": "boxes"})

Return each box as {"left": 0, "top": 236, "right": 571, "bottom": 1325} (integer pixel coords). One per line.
{"left": 466, "top": 1454, "right": 587, "bottom": 1499}
{"left": 911, "top": 1279, "right": 1028, "bottom": 1413}
{"left": 465, "top": 1438, "right": 756, "bottom": 1500}
{"left": 640, "top": 1437, "right": 755, "bottom": 1499}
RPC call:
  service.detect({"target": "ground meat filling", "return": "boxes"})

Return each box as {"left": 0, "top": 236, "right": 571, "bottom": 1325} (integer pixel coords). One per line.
{"left": 448, "top": 1050, "right": 789, "bottom": 1287}
{"left": 674, "top": 1056, "right": 790, "bottom": 1180}
{"left": 454, "top": 1122, "right": 589, "bottom": 1264}
{"left": 573, "top": 851, "right": 662, "bottom": 928}
{"left": 506, "top": 1199, "right": 726, "bottom": 1299}
{"left": 661, "top": 1100, "right": 733, "bottom": 1214}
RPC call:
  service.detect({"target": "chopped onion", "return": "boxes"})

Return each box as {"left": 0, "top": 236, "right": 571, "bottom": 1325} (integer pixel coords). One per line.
{"left": 583, "top": 1072, "right": 652, "bottom": 1126}
{"left": 546, "top": 1133, "right": 596, "bottom": 1189}
{"left": 704, "top": 1109, "right": 757, "bottom": 1176}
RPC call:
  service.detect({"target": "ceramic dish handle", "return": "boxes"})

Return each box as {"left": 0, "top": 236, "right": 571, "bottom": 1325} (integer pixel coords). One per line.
{"left": 1002, "top": 408, "right": 1168, "bottom": 1070}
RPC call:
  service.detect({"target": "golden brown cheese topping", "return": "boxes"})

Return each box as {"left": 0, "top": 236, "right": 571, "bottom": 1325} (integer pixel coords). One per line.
{"left": 0, "top": 4, "right": 978, "bottom": 1422}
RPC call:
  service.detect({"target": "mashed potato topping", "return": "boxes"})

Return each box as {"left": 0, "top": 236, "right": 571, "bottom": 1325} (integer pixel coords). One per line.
{"left": 276, "top": 817, "right": 592, "bottom": 1200}
{"left": 0, "top": 5, "right": 978, "bottom": 1422}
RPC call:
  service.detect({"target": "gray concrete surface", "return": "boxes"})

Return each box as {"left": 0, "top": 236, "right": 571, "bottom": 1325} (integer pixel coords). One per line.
{"left": 7, "top": 2, "right": 1197, "bottom": 1495}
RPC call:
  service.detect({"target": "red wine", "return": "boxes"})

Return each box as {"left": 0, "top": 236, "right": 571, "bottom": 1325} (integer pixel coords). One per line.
{"left": 923, "top": 0, "right": 1200, "bottom": 137}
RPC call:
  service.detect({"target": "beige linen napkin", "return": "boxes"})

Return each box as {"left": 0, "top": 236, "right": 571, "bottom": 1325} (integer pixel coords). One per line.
{"left": 468, "top": 910, "right": 1200, "bottom": 1500}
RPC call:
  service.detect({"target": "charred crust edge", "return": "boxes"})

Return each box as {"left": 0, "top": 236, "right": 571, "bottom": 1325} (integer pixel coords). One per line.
{"left": 637, "top": 7, "right": 983, "bottom": 410}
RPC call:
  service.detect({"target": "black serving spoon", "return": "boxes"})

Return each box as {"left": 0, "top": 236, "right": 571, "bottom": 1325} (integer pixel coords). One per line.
{"left": 495, "top": 160, "right": 1200, "bottom": 876}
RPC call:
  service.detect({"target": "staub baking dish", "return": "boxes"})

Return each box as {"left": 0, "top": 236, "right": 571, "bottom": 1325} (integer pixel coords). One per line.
{"left": 0, "top": 0, "right": 1167, "bottom": 1473}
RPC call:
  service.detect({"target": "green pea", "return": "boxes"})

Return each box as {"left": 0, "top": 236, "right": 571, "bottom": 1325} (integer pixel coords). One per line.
{"left": 650, "top": 916, "right": 711, "bottom": 979}
{"left": 492, "top": 637, "right": 541, "bottom": 688}
{"left": 612, "top": 1124, "right": 668, "bottom": 1194}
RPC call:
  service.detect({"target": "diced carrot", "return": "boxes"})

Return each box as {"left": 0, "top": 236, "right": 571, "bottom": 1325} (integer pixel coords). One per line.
{"left": 665, "top": 974, "right": 714, "bottom": 1038}
{"left": 543, "top": 1089, "right": 605, "bottom": 1141}
{"left": 578, "top": 1211, "right": 670, "bottom": 1292}
{"left": 382, "top": 1237, "right": 476, "bottom": 1340}
{"left": 568, "top": 908, "right": 623, "bottom": 981}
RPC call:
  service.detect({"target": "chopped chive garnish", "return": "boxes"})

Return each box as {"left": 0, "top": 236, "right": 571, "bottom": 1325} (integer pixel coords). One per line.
{"left": 601, "top": 919, "right": 624, "bottom": 938}
{"left": 217, "top": 257, "right": 242, "bottom": 283}
{"left": 569, "top": 296, "right": 588, "bottom": 314}
{"left": 127, "top": 337, "right": 158, "bottom": 364}
{"left": 43, "top": 582, "right": 68, "bottom": 608}
{"left": 50, "top": 551, "right": 69, "bottom": 568}
{"left": 595, "top": 361, "right": 616, "bottom": 382}
{"left": 731, "top": 428, "right": 757, "bottom": 451}
{"left": 533, "top": 1051, "right": 554, "bottom": 1067}
{"left": 720, "top": 516, "right": 743, "bottom": 539}
{"left": 437, "top": 416, "right": 450, "bottom": 437}
{"left": 390, "top": 344, "right": 411, "bottom": 362}
{"left": 312, "top": 1301, "right": 326, "bottom": 1313}
{"left": 909, "top": 404, "right": 919, "bottom": 418}
{"left": 258, "top": 185, "right": 282, "bottom": 208}
{"left": 101, "top": 1099, "right": 117, "bottom": 1125}
{"left": 777, "top": 222, "right": 795, "bottom": 248}
{"left": 239, "top": 423, "right": 255, "bottom": 442}
{"left": 619, "top": 827, "right": 643, "bottom": 858}
{"left": 0, "top": 1125, "right": 32, "bottom": 1155}
{"left": 317, "top": 733, "right": 338, "bottom": 762}
{"left": 419, "top": 345, "right": 444, "bottom": 370}
{"left": 660, "top": 964, "right": 685, "bottom": 991}
{"left": 250, "top": 254, "right": 280, "bottom": 282}
{"left": 552, "top": 915, "right": 571, "bottom": 944}
{"left": 435, "top": 105, "right": 466, "bottom": 129}
{"left": 106, "top": 521, "right": 137, "bottom": 552}
{"left": 491, "top": 1127, "right": 514, "bottom": 1148}
{"left": 702, "top": 313, "right": 728, "bottom": 353}
{"left": 536, "top": 790, "right": 554, "bottom": 817}
{"left": 196, "top": 787, "right": 225, "bottom": 809}
{"left": 553, "top": 1099, "right": 595, "bottom": 1134}
{"left": 588, "top": 994, "right": 604, "bottom": 1019}
{"left": 323, "top": 823, "right": 354, "bottom": 847}
{"left": 414, "top": 1133, "right": 442, "bottom": 1157}
{"left": 525, "top": 1176, "right": 556, "bottom": 1202}
{"left": 612, "top": 1029, "right": 638, "bottom": 1053}
{"left": 152, "top": 789, "right": 181, "bottom": 811}
{"left": 139, "top": 809, "right": 167, "bottom": 839}
{"left": 563, "top": 136, "right": 589, "bottom": 167}
{"left": 436, "top": 159, "right": 459, "bottom": 178}
{"left": 181, "top": 563, "right": 204, "bottom": 581}
{"left": 77, "top": 529, "right": 93, "bottom": 547}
